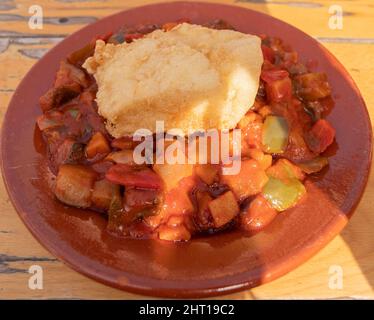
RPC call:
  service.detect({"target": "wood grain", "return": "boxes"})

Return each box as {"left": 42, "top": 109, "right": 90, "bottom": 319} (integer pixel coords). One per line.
{"left": 0, "top": 0, "right": 373, "bottom": 299}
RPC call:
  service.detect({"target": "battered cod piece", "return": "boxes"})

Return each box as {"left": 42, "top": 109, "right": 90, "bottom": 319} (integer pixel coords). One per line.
{"left": 83, "top": 23, "right": 263, "bottom": 137}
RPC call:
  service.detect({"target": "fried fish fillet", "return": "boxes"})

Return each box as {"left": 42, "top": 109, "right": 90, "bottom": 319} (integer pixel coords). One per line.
{"left": 83, "top": 23, "right": 263, "bottom": 138}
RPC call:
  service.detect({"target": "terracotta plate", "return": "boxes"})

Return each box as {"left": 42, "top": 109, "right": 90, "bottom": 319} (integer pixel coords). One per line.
{"left": 1, "top": 2, "right": 372, "bottom": 298}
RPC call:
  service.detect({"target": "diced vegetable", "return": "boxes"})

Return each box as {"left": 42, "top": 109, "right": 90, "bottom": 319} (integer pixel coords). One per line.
{"left": 261, "top": 69, "right": 289, "bottom": 83}
{"left": 153, "top": 162, "right": 193, "bottom": 191}
{"left": 262, "top": 116, "right": 289, "bottom": 153}
{"left": 283, "top": 126, "right": 316, "bottom": 162}
{"left": 241, "top": 195, "right": 278, "bottom": 231}
{"left": 54, "top": 60, "right": 89, "bottom": 88}
{"left": 158, "top": 224, "right": 191, "bottom": 241}
{"left": 238, "top": 112, "right": 263, "bottom": 149}
{"left": 295, "top": 73, "right": 331, "bottom": 101}
{"left": 194, "top": 164, "right": 219, "bottom": 185}
{"left": 167, "top": 215, "right": 191, "bottom": 228}
{"left": 266, "top": 159, "right": 305, "bottom": 181}
{"left": 123, "top": 188, "right": 159, "bottom": 215}
{"left": 262, "top": 176, "right": 306, "bottom": 211}
{"left": 221, "top": 159, "right": 269, "bottom": 201}
{"left": 160, "top": 188, "right": 195, "bottom": 221}
{"left": 258, "top": 105, "right": 272, "bottom": 118}
{"left": 265, "top": 77, "right": 292, "bottom": 103}
{"left": 86, "top": 132, "right": 111, "bottom": 159}
{"left": 91, "top": 179, "right": 120, "bottom": 210}
{"left": 261, "top": 69, "right": 292, "bottom": 103}
{"left": 248, "top": 149, "right": 272, "bottom": 170}
{"left": 106, "top": 164, "right": 162, "bottom": 189}
{"left": 50, "top": 139, "right": 84, "bottom": 171}
{"left": 261, "top": 45, "right": 275, "bottom": 63}
{"left": 305, "top": 119, "right": 335, "bottom": 153}
{"left": 105, "top": 149, "right": 136, "bottom": 165}
{"left": 208, "top": 191, "right": 239, "bottom": 228}
{"left": 262, "top": 115, "right": 289, "bottom": 154}
{"left": 39, "top": 83, "right": 81, "bottom": 112}
{"left": 237, "top": 112, "right": 261, "bottom": 129}
{"left": 298, "top": 157, "right": 329, "bottom": 174}
{"left": 161, "top": 176, "right": 195, "bottom": 216}
{"left": 67, "top": 41, "right": 96, "bottom": 67}
{"left": 54, "top": 164, "right": 97, "bottom": 208}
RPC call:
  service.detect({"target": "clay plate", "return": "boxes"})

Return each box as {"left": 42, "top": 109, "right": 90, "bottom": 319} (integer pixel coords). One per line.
{"left": 1, "top": 2, "right": 372, "bottom": 298}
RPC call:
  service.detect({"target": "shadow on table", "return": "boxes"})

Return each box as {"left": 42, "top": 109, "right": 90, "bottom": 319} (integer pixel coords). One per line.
{"left": 340, "top": 187, "right": 374, "bottom": 295}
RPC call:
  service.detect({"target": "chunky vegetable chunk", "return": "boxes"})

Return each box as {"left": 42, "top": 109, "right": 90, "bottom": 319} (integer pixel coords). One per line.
{"left": 305, "top": 119, "right": 335, "bottom": 153}
{"left": 266, "top": 159, "right": 305, "bottom": 181}
{"left": 295, "top": 73, "right": 331, "bottom": 101}
{"left": 298, "top": 157, "right": 329, "bottom": 174}
{"left": 158, "top": 224, "right": 191, "bottom": 241}
{"left": 266, "top": 77, "right": 292, "bottom": 103}
{"left": 153, "top": 162, "right": 193, "bottom": 191}
{"left": 220, "top": 159, "right": 269, "bottom": 201}
{"left": 241, "top": 195, "right": 278, "bottom": 231}
{"left": 161, "top": 177, "right": 195, "bottom": 217}
{"left": 208, "top": 191, "right": 239, "bottom": 228}
{"left": 55, "top": 164, "right": 97, "bottom": 208}
{"left": 91, "top": 179, "right": 120, "bottom": 210}
{"left": 86, "top": 132, "right": 111, "bottom": 159}
{"left": 262, "top": 116, "right": 289, "bottom": 154}
{"left": 106, "top": 164, "right": 162, "bottom": 189}
{"left": 262, "top": 177, "right": 306, "bottom": 211}
{"left": 123, "top": 188, "right": 159, "bottom": 215}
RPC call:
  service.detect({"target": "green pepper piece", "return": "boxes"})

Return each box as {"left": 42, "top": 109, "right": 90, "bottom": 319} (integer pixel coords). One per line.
{"left": 262, "top": 177, "right": 306, "bottom": 211}
{"left": 262, "top": 116, "right": 289, "bottom": 154}
{"left": 298, "top": 157, "right": 329, "bottom": 174}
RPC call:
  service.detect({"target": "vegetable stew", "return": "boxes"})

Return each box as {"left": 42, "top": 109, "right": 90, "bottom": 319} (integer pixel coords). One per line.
{"left": 36, "top": 20, "right": 336, "bottom": 241}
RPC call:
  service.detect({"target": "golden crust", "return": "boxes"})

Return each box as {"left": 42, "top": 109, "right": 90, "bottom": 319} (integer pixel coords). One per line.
{"left": 83, "top": 23, "right": 263, "bottom": 138}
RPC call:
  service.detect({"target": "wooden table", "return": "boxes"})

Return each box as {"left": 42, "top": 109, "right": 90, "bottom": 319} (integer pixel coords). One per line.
{"left": 0, "top": 0, "right": 373, "bottom": 299}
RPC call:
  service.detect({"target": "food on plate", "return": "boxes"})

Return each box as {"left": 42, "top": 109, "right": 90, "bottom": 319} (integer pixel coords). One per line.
{"left": 37, "top": 19, "right": 336, "bottom": 241}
